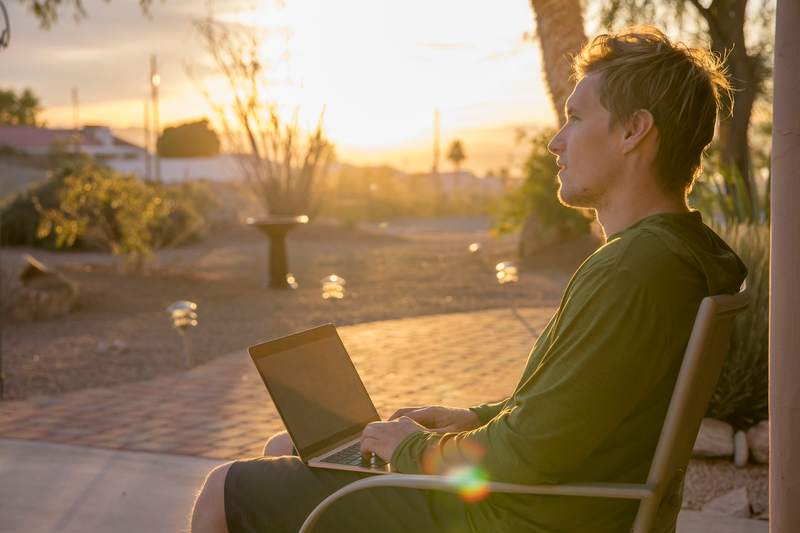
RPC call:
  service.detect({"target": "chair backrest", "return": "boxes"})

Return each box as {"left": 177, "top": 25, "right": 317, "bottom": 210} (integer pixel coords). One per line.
{"left": 632, "top": 283, "right": 750, "bottom": 532}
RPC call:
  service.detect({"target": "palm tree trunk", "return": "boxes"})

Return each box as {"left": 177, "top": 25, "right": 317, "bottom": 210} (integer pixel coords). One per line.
{"left": 519, "top": 1, "right": 590, "bottom": 260}
{"left": 529, "top": 0, "right": 587, "bottom": 127}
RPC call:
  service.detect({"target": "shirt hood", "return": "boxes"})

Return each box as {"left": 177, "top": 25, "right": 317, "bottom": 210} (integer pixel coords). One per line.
{"left": 609, "top": 209, "right": 748, "bottom": 295}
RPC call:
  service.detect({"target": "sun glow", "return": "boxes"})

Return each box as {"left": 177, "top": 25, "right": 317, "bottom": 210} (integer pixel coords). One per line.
{"left": 36, "top": 0, "right": 552, "bottom": 172}
{"left": 201, "top": 0, "right": 550, "bottom": 162}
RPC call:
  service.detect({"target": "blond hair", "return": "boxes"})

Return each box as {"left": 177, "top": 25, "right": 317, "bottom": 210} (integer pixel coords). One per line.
{"left": 572, "top": 25, "right": 732, "bottom": 197}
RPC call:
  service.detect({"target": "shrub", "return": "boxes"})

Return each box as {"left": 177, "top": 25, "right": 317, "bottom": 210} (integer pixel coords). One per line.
{"left": 706, "top": 222, "right": 769, "bottom": 428}
{"left": 0, "top": 155, "right": 213, "bottom": 267}
{"left": 490, "top": 129, "right": 592, "bottom": 237}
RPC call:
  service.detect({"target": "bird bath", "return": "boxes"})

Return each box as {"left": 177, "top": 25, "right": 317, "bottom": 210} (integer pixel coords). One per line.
{"left": 246, "top": 215, "right": 309, "bottom": 289}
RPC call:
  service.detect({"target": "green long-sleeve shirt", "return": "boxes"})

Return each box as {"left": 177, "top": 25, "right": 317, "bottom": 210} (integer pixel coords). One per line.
{"left": 391, "top": 210, "right": 747, "bottom": 533}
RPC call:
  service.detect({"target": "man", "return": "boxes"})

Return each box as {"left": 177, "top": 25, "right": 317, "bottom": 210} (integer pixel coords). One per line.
{"left": 192, "top": 26, "right": 747, "bottom": 533}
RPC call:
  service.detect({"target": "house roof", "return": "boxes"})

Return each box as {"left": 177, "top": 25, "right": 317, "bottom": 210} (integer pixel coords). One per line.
{"left": 0, "top": 126, "right": 143, "bottom": 151}
{"left": 0, "top": 126, "right": 85, "bottom": 150}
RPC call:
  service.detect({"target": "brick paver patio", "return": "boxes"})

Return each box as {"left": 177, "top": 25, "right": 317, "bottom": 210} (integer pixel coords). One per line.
{"left": 0, "top": 307, "right": 553, "bottom": 460}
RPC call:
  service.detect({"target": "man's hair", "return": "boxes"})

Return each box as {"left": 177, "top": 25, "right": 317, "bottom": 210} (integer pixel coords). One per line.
{"left": 571, "top": 25, "right": 732, "bottom": 198}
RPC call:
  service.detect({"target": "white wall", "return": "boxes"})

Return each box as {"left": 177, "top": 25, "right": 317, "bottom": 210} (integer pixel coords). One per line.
{"left": 107, "top": 154, "right": 244, "bottom": 182}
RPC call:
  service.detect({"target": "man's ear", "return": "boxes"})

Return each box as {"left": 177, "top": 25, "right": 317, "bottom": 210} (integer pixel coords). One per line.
{"left": 620, "top": 109, "right": 655, "bottom": 154}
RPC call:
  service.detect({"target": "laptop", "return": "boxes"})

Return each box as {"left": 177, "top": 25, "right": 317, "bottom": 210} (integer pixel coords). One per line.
{"left": 248, "top": 323, "right": 392, "bottom": 474}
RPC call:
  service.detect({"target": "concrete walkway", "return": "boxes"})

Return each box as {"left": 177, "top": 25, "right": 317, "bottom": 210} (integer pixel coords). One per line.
{"left": 0, "top": 439, "right": 766, "bottom": 533}
{"left": 0, "top": 308, "right": 768, "bottom": 532}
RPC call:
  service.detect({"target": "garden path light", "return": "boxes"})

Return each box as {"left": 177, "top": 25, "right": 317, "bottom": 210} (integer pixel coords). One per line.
{"left": 321, "top": 275, "right": 346, "bottom": 300}
{"left": 495, "top": 261, "right": 535, "bottom": 336}
{"left": 166, "top": 300, "right": 198, "bottom": 366}
{"left": 322, "top": 275, "right": 345, "bottom": 325}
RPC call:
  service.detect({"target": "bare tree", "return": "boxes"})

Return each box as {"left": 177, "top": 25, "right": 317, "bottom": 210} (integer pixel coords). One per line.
{"left": 19, "top": 0, "right": 154, "bottom": 28}
{"left": 191, "top": 17, "right": 333, "bottom": 217}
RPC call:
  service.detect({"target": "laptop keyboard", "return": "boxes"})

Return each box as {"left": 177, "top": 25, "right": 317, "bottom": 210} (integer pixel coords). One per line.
{"left": 320, "top": 442, "right": 388, "bottom": 468}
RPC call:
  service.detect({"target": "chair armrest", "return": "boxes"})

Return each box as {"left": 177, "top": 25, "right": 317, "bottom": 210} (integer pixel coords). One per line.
{"left": 299, "top": 474, "right": 655, "bottom": 533}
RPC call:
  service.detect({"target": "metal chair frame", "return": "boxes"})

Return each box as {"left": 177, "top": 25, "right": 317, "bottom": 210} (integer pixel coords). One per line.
{"left": 300, "top": 284, "right": 750, "bottom": 533}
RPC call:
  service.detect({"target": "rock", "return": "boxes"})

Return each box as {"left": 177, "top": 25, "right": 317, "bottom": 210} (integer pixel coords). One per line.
{"left": 96, "top": 339, "right": 128, "bottom": 354}
{"left": 692, "top": 418, "right": 734, "bottom": 457}
{"left": 3, "top": 255, "right": 78, "bottom": 321}
{"left": 747, "top": 420, "right": 769, "bottom": 464}
{"left": 702, "top": 487, "right": 751, "bottom": 518}
{"left": 734, "top": 430, "right": 749, "bottom": 468}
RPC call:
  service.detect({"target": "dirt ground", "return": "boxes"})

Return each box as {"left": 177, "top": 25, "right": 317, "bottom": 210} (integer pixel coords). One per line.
{"left": 1, "top": 217, "right": 596, "bottom": 400}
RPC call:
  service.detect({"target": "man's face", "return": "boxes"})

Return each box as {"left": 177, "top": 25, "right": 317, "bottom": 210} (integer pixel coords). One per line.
{"left": 547, "top": 73, "right": 624, "bottom": 209}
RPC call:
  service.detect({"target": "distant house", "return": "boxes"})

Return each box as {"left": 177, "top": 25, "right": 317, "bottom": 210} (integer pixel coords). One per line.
{"left": 0, "top": 125, "right": 244, "bottom": 182}
{"left": 0, "top": 125, "right": 145, "bottom": 159}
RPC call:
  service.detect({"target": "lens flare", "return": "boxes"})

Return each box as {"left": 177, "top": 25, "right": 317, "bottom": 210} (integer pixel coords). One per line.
{"left": 420, "top": 438, "right": 490, "bottom": 502}
{"left": 447, "top": 465, "right": 491, "bottom": 502}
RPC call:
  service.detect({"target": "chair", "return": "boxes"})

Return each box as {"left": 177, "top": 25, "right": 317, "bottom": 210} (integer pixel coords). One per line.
{"left": 299, "top": 284, "right": 750, "bottom": 533}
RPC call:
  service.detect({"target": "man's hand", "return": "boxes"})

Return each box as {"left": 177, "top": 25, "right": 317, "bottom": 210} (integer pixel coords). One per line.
{"left": 360, "top": 417, "right": 426, "bottom": 462}
{"left": 388, "top": 405, "right": 481, "bottom": 433}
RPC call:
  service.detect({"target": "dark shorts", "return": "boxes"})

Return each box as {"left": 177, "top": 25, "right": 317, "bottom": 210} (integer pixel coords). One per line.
{"left": 224, "top": 455, "right": 472, "bottom": 533}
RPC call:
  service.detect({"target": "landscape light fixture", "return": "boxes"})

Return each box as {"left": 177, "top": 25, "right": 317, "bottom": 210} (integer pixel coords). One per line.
{"left": 321, "top": 275, "right": 346, "bottom": 326}
{"left": 321, "top": 275, "right": 346, "bottom": 300}
{"left": 495, "top": 261, "right": 519, "bottom": 284}
{"left": 166, "top": 300, "right": 198, "bottom": 366}
{"left": 495, "top": 261, "right": 535, "bottom": 336}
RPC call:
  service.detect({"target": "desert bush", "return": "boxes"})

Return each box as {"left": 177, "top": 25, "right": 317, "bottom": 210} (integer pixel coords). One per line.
{"left": 0, "top": 155, "right": 214, "bottom": 266}
{"left": 706, "top": 222, "right": 769, "bottom": 428}
{"left": 690, "top": 165, "right": 769, "bottom": 227}
{"left": 489, "top": 129, "right": 592, "bottom": 237}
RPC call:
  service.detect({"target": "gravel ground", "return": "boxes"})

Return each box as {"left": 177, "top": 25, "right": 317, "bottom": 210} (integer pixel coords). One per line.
{"left": 0, "top": 216, "right": 767, "bottom": 516}
{"left": 685, "top": 458, "right": 768, "bottom": 517}
{"left": 2, "top": 217, "right": 594, "bottom": 400}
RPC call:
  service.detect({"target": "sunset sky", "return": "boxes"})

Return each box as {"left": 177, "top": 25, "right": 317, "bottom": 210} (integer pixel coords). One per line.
{"left": 4, "top": 0, "right": 609, "bottom": 173}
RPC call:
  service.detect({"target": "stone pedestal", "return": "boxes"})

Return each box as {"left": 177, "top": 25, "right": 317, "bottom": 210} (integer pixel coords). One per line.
{"left": 246, "top": 215, "right": 308, "bottom": 289}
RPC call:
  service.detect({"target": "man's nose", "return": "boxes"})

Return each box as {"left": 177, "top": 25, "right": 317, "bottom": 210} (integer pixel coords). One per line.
{"left": 547, "top": 130, "right": 564, "bottom": 156}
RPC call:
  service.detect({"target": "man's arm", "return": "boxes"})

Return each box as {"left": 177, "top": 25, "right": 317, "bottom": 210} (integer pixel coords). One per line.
{"left": 388, "top": 267, "right": 679, "bottom": 484}
{"left": 468, "top": 399, "right": 508, "bottom": 426}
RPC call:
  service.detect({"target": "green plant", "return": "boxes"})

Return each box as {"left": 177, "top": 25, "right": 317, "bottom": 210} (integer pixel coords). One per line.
{"left": 706, "top": 222, "right": 769, "bottom": 428}
{"left": 490, "top": 129, "right": 592, "bottom": 237}
{"left": 0, "top": 154, "right": 214, "bottom": 268}
{"left": 33, "top": 157, "right": 174, "bottom": 268}
{"left": 690, "top": 158, "right": 770, "bottom": 226}
{"left": 0, "top": 87, "right": 43, "bottom": 126}
{"left": 150, "top": 180, "right": 214, "bottom": 248}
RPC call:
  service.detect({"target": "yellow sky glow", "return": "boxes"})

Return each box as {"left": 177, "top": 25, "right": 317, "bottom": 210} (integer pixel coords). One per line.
{"left": 37, "top": 0, "right": 555, "bottom": 173}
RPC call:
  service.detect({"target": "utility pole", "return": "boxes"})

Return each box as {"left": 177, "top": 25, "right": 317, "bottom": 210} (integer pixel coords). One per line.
{"left": 150, "top": 54, "right": 162, "bottom": 182}
{"left": 143, "top": 96, "right": 152, "bottom": 181}
{"left": 432, "top": 108, "right": 440, "bottom": 176}
{"left": 432, "top": 108, "right": 443, "bottom": 212}
{"left": 71, "top": 86, "right": 80, "bottom": 153}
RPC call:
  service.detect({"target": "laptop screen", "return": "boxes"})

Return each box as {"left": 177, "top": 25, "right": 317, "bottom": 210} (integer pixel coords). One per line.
{"left": 249, "top": 324, "right": 380, "bottom": 459}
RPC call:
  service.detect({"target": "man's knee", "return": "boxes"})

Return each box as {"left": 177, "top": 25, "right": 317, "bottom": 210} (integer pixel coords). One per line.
{"left": 264, "top": 430, "right": 293, "bottom": 457}
{"left": 191, "top": 461, "right": 234, "bottom": 533}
